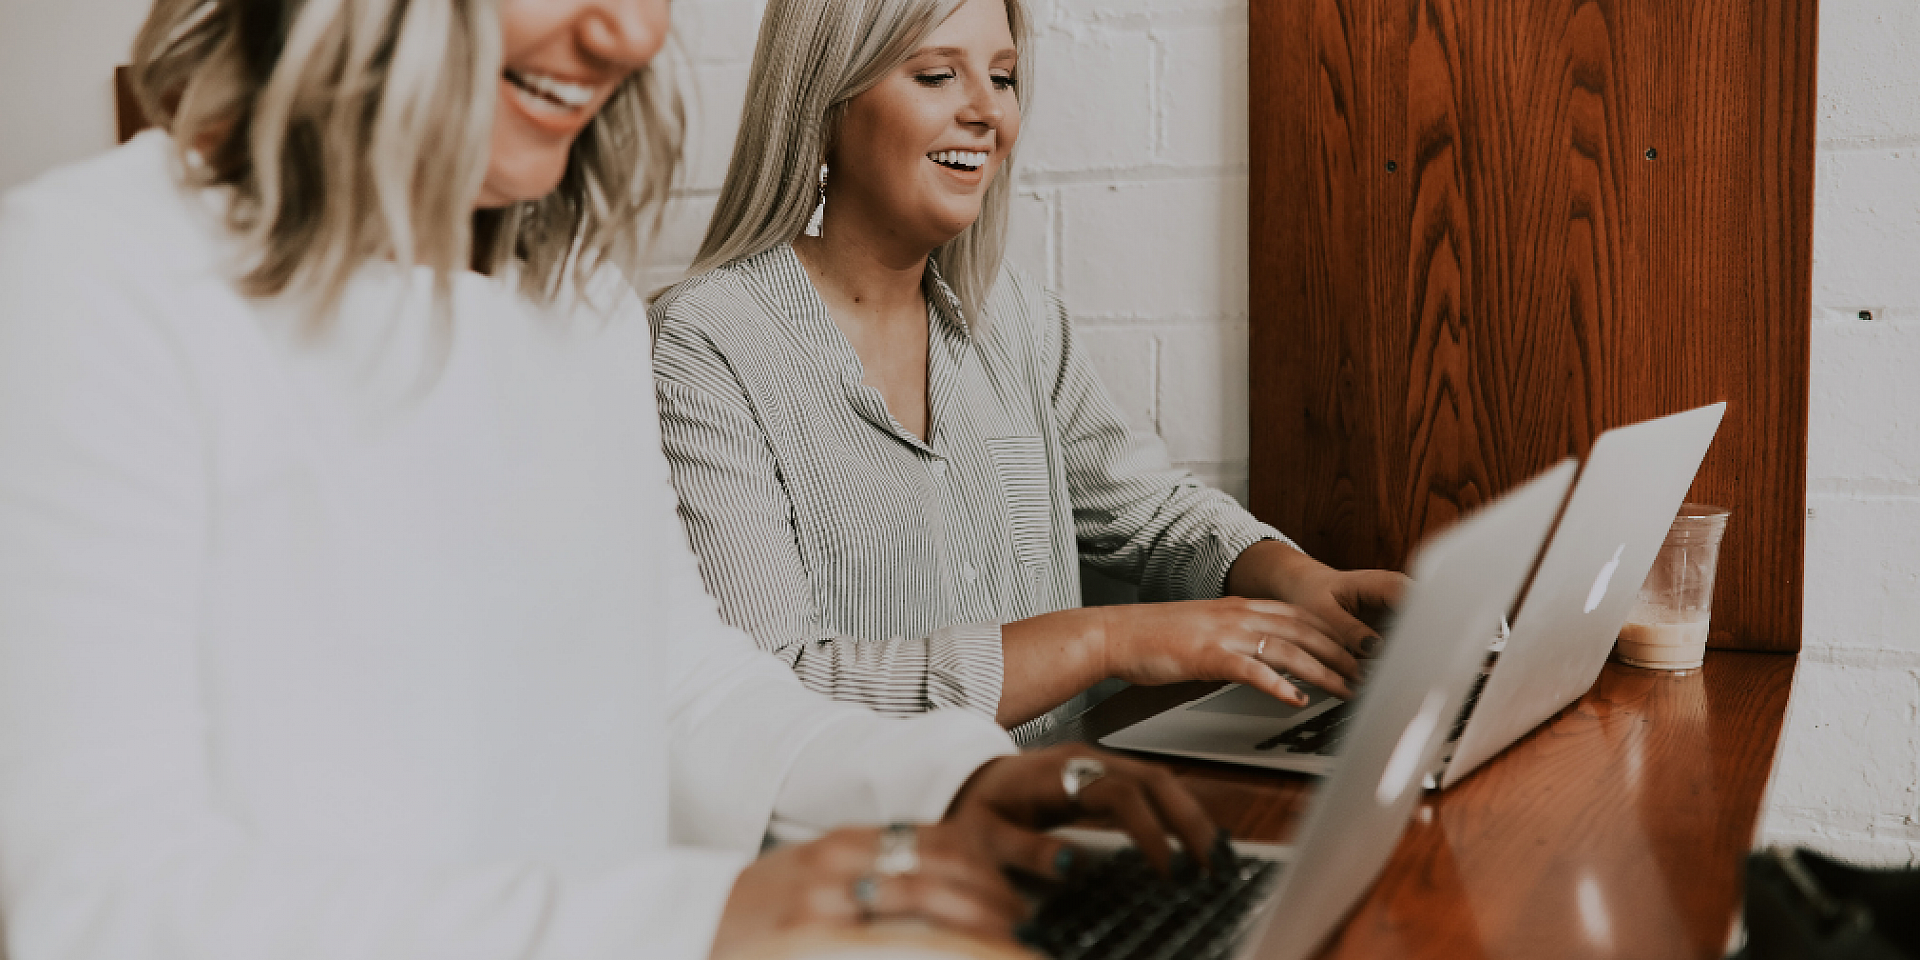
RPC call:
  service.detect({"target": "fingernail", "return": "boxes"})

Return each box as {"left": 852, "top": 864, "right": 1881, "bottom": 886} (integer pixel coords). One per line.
{"left": 1053, "top": 845, "right": 1077, "bottom": 878}
{"left": 1364, "top": 635, "right": 1384, "bottom": 656}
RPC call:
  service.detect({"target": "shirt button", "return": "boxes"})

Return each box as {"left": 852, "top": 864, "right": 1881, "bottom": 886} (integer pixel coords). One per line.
{"left": 930, "top": 460, "right": 948, "bottom": 478}
{"left": 960, "top": 563, "right": 978, "bottom": 584}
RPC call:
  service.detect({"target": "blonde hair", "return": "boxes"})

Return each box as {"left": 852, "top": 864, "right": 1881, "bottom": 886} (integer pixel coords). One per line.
{"left": 689, "top": 0, "right": 1030, "bottom": 326}
{"left": 129, "top": 0, "right": 683, "bottom": 328}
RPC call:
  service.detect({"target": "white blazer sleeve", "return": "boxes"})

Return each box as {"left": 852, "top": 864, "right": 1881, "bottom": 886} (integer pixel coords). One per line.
{"left": 0, "top": 189, "right": 748, "bottom": 960}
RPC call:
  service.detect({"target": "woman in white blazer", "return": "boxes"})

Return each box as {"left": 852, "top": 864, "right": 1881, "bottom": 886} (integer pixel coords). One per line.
{"left": 0, "top": 1, "right": 1218, "bottom": 957}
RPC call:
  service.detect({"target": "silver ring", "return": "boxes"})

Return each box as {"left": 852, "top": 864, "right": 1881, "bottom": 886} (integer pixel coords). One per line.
{"left": 851, "top": 872, "right": 881, "bottom": 922}
{"left": 1061, "top": 756, "right": 1107, "bottom": 803}
{"left": 874, "top": 823, "right": 920, "bottom": 877}
{"left": 1256, "top": 637, "right": 1268, "bottom": 659}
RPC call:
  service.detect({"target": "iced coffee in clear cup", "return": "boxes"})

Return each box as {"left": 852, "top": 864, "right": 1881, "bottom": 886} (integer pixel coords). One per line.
{"left": 1615, "top": 504, "right": 1730, "bottom": 670}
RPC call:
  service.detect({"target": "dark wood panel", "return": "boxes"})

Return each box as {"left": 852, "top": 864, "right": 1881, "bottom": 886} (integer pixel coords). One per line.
{"left": 1080, "top": 651, "right": 1797, "bottom": 959}
{"left": 115, "top": 65, "right": 149, "bottom": 144}
{"left": 1249, "top": 0, "right": 1817, "bottom": 652}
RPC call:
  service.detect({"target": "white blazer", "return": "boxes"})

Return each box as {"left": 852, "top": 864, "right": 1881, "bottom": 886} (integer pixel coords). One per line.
{"left": 0, "top": 132, "right": 1013, "bottom": 960}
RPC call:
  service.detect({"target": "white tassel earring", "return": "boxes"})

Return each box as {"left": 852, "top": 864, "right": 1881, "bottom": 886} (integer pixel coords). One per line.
{"left": 804, "top": 163, "right": 828, "bottom": 237}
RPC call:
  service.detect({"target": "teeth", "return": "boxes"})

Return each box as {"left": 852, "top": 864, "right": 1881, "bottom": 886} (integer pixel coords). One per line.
{"left": 928, "top": 150, "right": 989, "bottom": 171}
{"left": 506, "top": 69, "right": 596, "bottom": 110}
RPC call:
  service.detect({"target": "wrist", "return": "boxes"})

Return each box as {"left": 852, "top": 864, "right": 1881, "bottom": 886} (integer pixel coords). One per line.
{"left": 1227, "top": 539, "right": 1326, "bottom": 601}
{"left": 943, "top": 756, "right": 1001, "bottom": 820}
{"left": 1087, "top": 606, "right": 1119, "bottom": 682}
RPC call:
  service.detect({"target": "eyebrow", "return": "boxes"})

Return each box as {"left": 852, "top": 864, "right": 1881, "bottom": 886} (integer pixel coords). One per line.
{"left": 910, "top": 45, "right": 1020, "bottom": 62}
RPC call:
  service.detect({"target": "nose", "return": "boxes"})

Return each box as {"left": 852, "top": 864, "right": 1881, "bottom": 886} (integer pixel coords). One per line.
{"left": 957, "top": 72, "right": 1005, "bottom": 129}
{"left": 578, "top": 0, "right": 670, "bottom": 73}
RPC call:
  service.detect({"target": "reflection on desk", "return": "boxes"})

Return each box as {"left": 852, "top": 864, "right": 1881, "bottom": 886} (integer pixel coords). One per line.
{"left": 1075, "top": 650, "right": 1795, "bottom": 960}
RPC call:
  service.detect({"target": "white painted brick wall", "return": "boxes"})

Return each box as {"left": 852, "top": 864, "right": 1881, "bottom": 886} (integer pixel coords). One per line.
{"left": 1756, "top": 0, "right": 1920, "bottom": 866}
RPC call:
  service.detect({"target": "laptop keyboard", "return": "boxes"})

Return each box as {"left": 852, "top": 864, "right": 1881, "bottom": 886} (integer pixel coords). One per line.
{"left": 1254, "top": 701, "right": 1356, "bottom": 755}
{"left": 1253, "top": 669, "right": 1493, "bottom": 758}
{"left": 1020, "top": 837, "right": 1280, "bottom": 960}
{"left": 1448, "top": 671, "right": 1491, "bottom": 742}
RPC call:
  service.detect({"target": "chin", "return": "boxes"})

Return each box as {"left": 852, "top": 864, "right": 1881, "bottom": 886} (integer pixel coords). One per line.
{"left": 927, "top": 207, "right": 987, "bottom": 244}
{"left": 479, "top": 155, "right": 570, "bottom": 207}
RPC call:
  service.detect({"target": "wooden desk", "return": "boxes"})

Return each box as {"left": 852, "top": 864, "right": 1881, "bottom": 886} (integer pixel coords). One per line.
{"left": 1077, "top": 650, "right": 1796, "bottom": 960}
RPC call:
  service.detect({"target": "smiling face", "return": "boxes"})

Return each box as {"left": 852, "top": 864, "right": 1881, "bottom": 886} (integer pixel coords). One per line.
{"left": 824, "top": 0, "right": 1021, "bottom": 255}
{"left": 477, "top": 0, "right": 671, "bottom": 208}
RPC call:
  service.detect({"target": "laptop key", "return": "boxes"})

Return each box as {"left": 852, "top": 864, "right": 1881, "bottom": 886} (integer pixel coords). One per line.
{"left": 1021, "top": 842, "right": 1280, "bottom": 960}
{"left": 1253, "top": 700, "right": 1354, "bottom": 752}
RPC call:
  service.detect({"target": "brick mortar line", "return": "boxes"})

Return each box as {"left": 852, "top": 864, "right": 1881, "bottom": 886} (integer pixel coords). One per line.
{"left": 1075, "top": 315, "right": 1248, "bottom": 327}
{"left": 1807, "top": 482, "right": 1920, "bottom": 501}
{"left": 1818, "top": 134, "right": 1920, "bottom": 153}
{"left": 1043, "top": 4, "right": 1247, "bottom": 33}
{"left": 1014, "top": 166, "right": 1247, "bottom": 187}
{"left": 1795, "top": 642, "right": 1920, "bottom": 669}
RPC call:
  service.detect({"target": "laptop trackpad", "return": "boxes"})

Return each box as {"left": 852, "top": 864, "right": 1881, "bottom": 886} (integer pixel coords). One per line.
{"left": 1189, "top": 683, "right": 1337, "bottom": 719}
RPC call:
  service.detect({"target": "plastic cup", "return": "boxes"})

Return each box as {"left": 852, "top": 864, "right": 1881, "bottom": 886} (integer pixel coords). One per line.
{"left": 1614, "top": 503, "right": 1731, "bottom": 670}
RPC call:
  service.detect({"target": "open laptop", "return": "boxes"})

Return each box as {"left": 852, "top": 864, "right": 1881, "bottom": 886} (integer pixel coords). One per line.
{"left": 1099, "top": 403, "right": 1725, "bottom": 786}
{"left": 1023, "top": 460, "right": 1576, "bottom": 960}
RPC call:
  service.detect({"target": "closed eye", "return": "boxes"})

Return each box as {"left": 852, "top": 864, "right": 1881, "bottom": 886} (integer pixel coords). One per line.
{"left": 914, "top": 70, "right": 956, "bottom": 87}
{"left": 992, "top": 72, "right": 1016, "bottom": 91}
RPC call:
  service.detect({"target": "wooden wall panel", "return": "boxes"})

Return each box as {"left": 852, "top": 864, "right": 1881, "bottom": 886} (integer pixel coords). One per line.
{"left": 1249, "top": 0, "right": 1816, "bottom": 652}
{"left": 115, "top": 66, "right": 149, "bottom": 144}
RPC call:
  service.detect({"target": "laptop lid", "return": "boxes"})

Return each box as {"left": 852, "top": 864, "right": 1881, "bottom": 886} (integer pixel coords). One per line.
{"left": 1238, "top": 459, "right": 1577, "bottom": 960}
{"left": 1437, "top": 402, "right": 1725, "bottom": 789}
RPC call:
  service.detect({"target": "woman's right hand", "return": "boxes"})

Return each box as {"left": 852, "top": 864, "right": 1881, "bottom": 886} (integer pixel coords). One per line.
{"left": 1095, "top": 598, "right": 1360, "bottom": 706}
{"left": 709, "top": 824, "right": 1027, "bottom": 958}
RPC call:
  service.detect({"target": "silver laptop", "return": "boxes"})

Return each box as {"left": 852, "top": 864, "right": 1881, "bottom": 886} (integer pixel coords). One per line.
{"left": 1437, "top": 401, "right": 1724, "bottom": 786}
{"left": 1098, "top": 403, "right": 1725, "bottom": 787}
{"left": 1035, "top": 461, "right": 1576, "bottom": 960}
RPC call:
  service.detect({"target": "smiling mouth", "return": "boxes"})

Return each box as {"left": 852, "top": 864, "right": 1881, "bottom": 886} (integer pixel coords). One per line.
{"left": 929, "top": 149, "right": 989, "bottom": 172}
{"left": 504, "top": 68, "right": 597, "bottom": 113}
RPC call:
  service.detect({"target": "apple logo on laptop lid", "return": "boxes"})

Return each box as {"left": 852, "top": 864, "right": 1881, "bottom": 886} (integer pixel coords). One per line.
{"left": 1585, "top": 544, "right": 1626, "bottom": 614}
{"left": 1377, "top": 688, "right": 1446, "bottom": 806}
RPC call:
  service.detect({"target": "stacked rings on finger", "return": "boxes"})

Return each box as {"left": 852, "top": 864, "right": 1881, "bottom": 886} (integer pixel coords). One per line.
{"left": 873, "top": 822, "right": 920, "bottom": 876}
{"left": 852, "top": 823, "right": 919, "bottom": 923}
{"left": 1061, "top": 756, "right": 1107, "bottom": 804}
{"left": 850, "top": 873, "right": 881, "bottom": 923}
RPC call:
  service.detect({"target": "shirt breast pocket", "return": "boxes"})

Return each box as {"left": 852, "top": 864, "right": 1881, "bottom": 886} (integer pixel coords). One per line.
{"left": 984, "top": 436, "right": 1055, "bottom": 569}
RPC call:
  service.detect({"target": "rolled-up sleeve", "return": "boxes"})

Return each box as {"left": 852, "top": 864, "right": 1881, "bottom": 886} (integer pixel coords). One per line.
{"left": 1042, "top": 295, "right": 1292, "bottom": 600}
{"left": 651, "top": 302, "right": 1005, "bottom": 718}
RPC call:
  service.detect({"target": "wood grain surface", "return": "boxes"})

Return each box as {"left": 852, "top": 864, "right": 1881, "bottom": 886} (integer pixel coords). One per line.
{"left": 1248, "top": 0, "right": 1817, "bottom": 652}
{"left": 114, "top": 65, "right": 148, "bottom": 145}
{"left": 1080, "top": 650, "right": 1797, "bottom": 959}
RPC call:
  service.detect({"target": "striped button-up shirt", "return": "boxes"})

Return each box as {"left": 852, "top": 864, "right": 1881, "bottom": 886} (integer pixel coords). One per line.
{"left": 650, "top": 243, "right": 1287, "bottom": 726}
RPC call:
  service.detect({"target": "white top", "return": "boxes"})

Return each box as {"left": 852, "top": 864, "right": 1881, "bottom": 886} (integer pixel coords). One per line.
{"left": 0, "top": 132, "right": 1015, "bottom": 960}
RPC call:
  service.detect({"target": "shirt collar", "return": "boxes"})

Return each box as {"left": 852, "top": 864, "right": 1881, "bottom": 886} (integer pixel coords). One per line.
{"left": 922, "top": 256, "right": 973, "bottom": 342}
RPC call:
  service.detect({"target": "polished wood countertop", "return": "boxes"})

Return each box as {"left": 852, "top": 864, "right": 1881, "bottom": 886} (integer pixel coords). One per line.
{"left": 1075, "top": 649, "right": 1797, "bottom": 960}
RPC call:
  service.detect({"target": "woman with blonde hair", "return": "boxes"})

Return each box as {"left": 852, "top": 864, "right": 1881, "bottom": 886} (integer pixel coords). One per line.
{"left": 652, "top": 0, "right": 1407, "bottom": 736}
{"left": 0, "top": 1, "right": 1220, "bottom": 956}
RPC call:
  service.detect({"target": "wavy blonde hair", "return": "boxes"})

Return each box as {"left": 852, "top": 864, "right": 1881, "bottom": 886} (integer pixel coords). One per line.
{"left": 129, "top": 0, "right": 682, "bottom": 328}
{"left": 689, "top": 0, "right": 1030, "bottom": 327}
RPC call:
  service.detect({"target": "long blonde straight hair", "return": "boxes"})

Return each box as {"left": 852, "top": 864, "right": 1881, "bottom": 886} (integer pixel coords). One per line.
{"left": 689, "top": 0, "right": 1031, "bottom": 327}
{"left": 129, "top": 0, "right": 683, "bottom": 328}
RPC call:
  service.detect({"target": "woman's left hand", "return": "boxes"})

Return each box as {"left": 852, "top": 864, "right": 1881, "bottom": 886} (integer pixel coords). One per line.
{"left": 943, "top": 745, "right": 1221, "bottom": 877}
{"left": 1227, "top": 541, "right": 1409, "bottom": 660}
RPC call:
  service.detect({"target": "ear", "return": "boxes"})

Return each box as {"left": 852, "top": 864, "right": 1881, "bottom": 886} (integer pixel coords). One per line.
{"left": 819, "top": 102, "right": 847, "bottom": 167}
